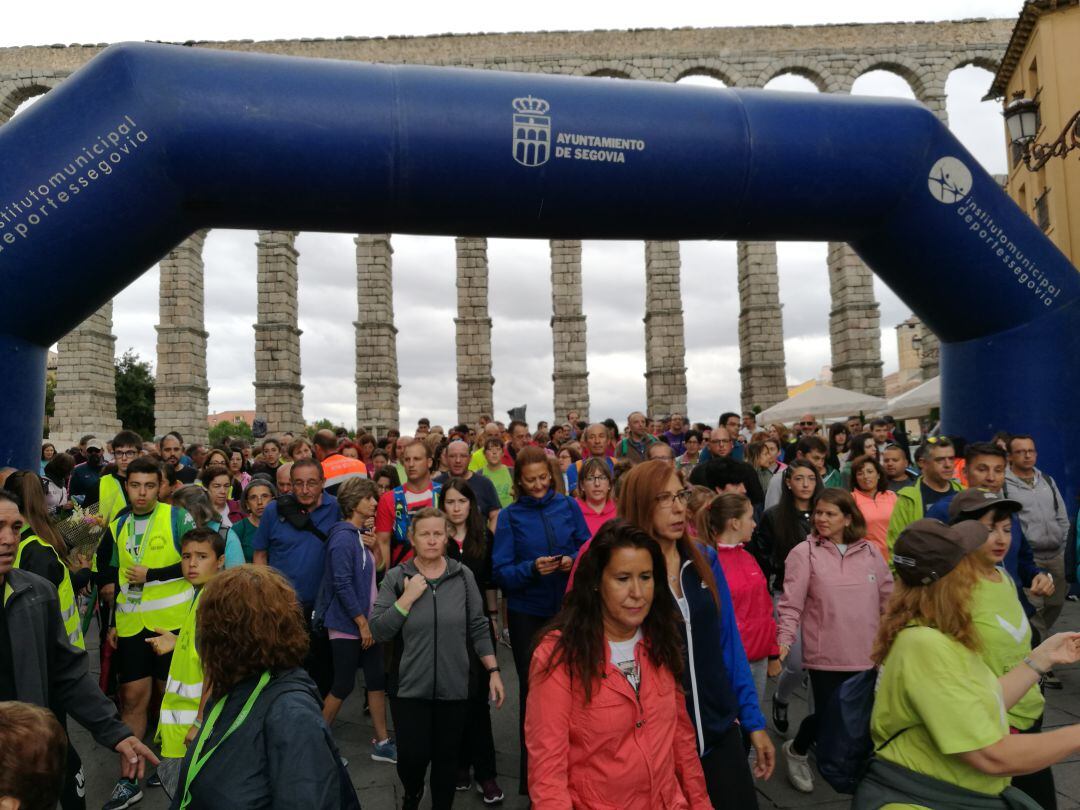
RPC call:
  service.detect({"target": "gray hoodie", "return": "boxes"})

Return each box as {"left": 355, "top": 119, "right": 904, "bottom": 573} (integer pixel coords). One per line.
{"left": 371, "top": 557, "right": 494, "bottom": 700}
{"left": 1004, "top": 467, "right": 1070, "bottom": 559}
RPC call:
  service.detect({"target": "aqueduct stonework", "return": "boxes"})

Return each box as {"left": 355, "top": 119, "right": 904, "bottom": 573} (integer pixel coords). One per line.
{"left": 0, "top": 19, "right": 1013, "bottom": 442}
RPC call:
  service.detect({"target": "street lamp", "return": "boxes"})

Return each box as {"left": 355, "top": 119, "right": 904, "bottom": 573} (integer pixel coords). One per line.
{"left": 1004, "top": 90, "right": 1080, "bottom": 172}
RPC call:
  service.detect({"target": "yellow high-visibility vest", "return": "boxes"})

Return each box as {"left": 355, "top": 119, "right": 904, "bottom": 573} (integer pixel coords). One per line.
{"left": 15, "top": 533, "right": 84, "bottom": 649}
{"left": 112, "top": 502, "right": 193, "bottom": 638}
{"left": 158, "top": 590, "right": 203, "bottom": 758}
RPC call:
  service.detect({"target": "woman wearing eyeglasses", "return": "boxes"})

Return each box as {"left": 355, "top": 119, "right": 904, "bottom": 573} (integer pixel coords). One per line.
{"left": 618, "top": 460, "right": 775, "bottom": 808}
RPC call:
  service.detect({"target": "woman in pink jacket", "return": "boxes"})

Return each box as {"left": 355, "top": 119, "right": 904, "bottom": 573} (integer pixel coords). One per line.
{"left": 527, "top": 519, "right": 710, "bottom": 809}
{"left": 776, "top": 487, "right": 893, "bottom": 795}
{"left": 575, "top": 456, "right": 617, "bottom": 538}
{"left": 697, "top": 492, "right": 780, "bottom": 706}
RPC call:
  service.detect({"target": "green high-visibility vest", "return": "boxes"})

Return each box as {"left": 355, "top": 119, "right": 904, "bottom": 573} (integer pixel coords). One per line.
{"left": 15, "top": 534, "right": 84, "bottom": 649}
{"left": 112, "top": 502, "right": 193, "bottom": 637}
{"left": 158, "top": 590, "right": 203, "bottom": 758}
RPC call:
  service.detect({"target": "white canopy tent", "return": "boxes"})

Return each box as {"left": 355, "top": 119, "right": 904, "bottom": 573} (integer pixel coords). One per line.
{"left": 884, "top": 376, "right": 941, "bottom": 420}
{"left": 756, "top": 384, "right": 887, "bottom": 425}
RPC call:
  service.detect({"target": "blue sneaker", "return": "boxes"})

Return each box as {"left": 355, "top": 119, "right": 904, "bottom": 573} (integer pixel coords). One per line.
{"left": 371, "top": 737, "right": 397, "bottom": 763}
{"left": 102, "top": 779, "right": 142, "bottom": 810}
{"left": 146, "top": 773, "right": 162, "bottom": 789}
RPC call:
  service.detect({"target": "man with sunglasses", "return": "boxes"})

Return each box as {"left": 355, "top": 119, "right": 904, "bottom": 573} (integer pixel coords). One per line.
{"left": 886, "top": 436, "right": 963, "bottom": 555}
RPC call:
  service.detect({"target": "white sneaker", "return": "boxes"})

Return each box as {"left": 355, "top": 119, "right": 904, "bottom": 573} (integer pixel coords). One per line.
{"left": 783, "top": 739, "right": 814, "bottom": 793}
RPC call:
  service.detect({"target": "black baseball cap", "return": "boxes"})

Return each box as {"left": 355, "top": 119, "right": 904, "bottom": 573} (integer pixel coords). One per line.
{"left": 892, "top": 519, "right": 989, "bottom": 586}
{"left": 947, "top": 488, "right": 1023, "bottom": 524}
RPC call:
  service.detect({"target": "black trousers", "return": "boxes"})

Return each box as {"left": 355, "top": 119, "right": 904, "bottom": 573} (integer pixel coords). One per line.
{"left": 793, "top": 668, "right": 863, "bottom": 755}
{"left": 60, "top": 738, "right": 85, "bottom": 810}
{"left": 390, "top": 697, "right": 469, "bottom": 810}
{"left": 702, "top": 723, "right": 758, "bottom": 809}
{"left": 458, "top": 660, "right": 497, "bottom": 782}
{"left": 1012, "top": 716, "right": 1057, "bottom": 810}
{"left": 507, "top": 609, "right": 552, "bottom": 796}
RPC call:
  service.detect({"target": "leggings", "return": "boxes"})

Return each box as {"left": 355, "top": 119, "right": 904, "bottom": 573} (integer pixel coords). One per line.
{"left": 701, "top": 723, "right": 758, "bottom": 809}
{"left": 792, "top": 669, "right": 863, "bottom": 755}
{"left": 1012, "top": 716, "right": 1057, "bottom": 810}
{"left": 457, "top": 661, "right": 498, "bottom": 782}
{"left": 329, "top": 637, "right": 386, "bottom": 699}
{"left": 390, "top": 697, "right": 469, "bottom": 810}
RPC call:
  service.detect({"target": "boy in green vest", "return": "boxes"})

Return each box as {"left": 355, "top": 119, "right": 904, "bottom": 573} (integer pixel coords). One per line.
{"left": 103, "top": 456, "right": 195, "bottom": 810}
{"left": 480, "top": 436, "right": 514, "bottom": 507}
{"left": 146, "top": 526, "right": 225, "bottom": 796}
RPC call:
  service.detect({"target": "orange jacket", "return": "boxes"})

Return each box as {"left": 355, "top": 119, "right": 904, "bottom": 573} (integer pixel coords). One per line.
{"left": 526, "top": 632, "right": 711, "bottom": 810}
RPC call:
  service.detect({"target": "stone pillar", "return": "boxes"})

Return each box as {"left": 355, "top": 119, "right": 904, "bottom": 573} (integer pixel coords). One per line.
{"left": 549, "top": 240, "right": 590, "bottom": 422}
{"left": 827, "top": 242, "right": 885, "bottom": 397}
{"left": 454, "top": 238, "right": 494, "bottom": 425}
{"left": 50, "top": 301, "right": 122, "bottom": 446}
{"left": 253, "top": 231, "right": 305, "bottom": 436}
{"left": 154, "top": 231, "right": 209, "bottom": 445}
{"left": 737, "top": 241, "right": 789, "bottom": 412}
{"left": 643, "top": 241, "right": 687, "bottom": 417}
{"left": 355, "top": 234, "right": 400, "bottom": 436}
{"left": 916, "top": 320, "right": 940, "bottom": 379}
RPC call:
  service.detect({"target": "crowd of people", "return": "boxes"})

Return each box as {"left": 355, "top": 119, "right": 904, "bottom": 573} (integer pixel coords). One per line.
{"left": 3, "top": 406, "right": 1079, "bottom": 810}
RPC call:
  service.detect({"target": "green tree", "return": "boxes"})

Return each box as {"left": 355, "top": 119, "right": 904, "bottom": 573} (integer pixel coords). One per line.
{"left": 115, "top": 349, "right": 155, "bottom": 440}
{"left": 209, "top": 418, "right": 254, "bottom": 447}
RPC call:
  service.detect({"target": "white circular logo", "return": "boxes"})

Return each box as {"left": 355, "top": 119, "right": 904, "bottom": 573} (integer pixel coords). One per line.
{"left": 927, "top": 157, "right": 972, "bottom": 204}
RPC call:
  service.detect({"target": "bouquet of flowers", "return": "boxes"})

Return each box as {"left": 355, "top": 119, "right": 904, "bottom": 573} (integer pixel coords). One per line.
{"left": 55, "top": 502, "right": 104, "bottom": 561}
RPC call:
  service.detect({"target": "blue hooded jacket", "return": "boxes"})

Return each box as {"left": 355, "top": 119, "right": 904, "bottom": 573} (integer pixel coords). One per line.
{"left": 492, "top": 490, "right": 590, "bottom": 617}
{"left": 677, "top": 543, "right": 767, "bottom": 754}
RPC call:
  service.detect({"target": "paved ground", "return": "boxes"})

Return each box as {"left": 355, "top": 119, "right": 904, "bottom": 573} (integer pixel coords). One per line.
{"left": 74, "top": 600, "right": 1080, "bottom": 809}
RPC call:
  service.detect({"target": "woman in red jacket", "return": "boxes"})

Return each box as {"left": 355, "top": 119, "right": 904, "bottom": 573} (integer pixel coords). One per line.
{"left": 697, "top": 492, "right": 780, "bottom": 706}
{"left": 526, "top": 519, "right": 710, "bottom": 810}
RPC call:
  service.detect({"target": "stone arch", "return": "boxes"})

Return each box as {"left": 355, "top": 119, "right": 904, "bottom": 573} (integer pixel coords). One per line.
{"left": 754, "top": 57, "right": 838, "bottom": 92}
{"left": 943, "top": 50, "right": 1001, "bottom": 77}
{"left": 574, "top": 61, "right": 646, "bottom": 80}
{"left": 0, "top": 74, "right": 66, "bottom": 125}
{"left": 665, "top": 59, "right": 747, "bottom": 87}
{"left": 847, "top": 54, "right": 929, "bottom": 98}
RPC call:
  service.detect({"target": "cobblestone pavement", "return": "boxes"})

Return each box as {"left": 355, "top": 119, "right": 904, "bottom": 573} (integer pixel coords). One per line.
{"left": 75, "top": 599, "right": 1080, "bottom": 809}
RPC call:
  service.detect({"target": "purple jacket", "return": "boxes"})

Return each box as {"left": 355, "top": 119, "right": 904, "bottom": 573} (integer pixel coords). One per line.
{"left": 315, "top": 520, "right": 376, "bottom": 634}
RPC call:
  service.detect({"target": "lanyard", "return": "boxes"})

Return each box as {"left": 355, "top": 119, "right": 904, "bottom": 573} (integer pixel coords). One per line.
{"left": 179, "top": 670, "right": 271, "bottom": 809}
{"left": 126, "top": 507, "right": 160, "bottom": 566}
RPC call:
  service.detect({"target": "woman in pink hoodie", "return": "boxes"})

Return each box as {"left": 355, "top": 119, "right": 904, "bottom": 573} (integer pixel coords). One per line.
{"left": 697, "top": 492, "right": 780, "bottom": 706}
{"left": 776, "top": 488, "right": 893, "bottom": 795}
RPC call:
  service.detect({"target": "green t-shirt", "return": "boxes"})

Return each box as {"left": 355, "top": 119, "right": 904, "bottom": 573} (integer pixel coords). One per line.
{"left": 468, "top": 448, "right": 487, "bottom": 473}
{"left": 232, "top": 517, "right": 259, "bottom": 563}
{"left": 872, "top": 625, "right": 1009, "bottom": 802}
{"left": 480, "top": 464, "right": 513, "bottom": 508}
{"left": 971, "top": 569, "right": 1043, "bottom": 731}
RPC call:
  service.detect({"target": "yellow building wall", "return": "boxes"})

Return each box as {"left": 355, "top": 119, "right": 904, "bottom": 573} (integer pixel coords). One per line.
{"left": 1003, "top": 5, "right": 1080, "bottom": 269}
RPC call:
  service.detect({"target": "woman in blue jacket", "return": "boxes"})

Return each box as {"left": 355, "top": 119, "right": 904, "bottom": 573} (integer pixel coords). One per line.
{"left": 492, "top": 445, "right": 591, "bottom": 797}
{"left": 618, "top": 460, "right": 776, "bottom": 808}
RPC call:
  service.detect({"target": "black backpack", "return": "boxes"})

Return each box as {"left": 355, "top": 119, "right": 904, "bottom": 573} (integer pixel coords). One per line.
{"left": 815, "top": 668, "right": 908, "bottom": 794}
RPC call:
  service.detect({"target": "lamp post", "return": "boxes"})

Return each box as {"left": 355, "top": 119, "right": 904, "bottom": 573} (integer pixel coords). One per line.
{"left": 1004, "top": 91, "right": 1080, "bottom": 171}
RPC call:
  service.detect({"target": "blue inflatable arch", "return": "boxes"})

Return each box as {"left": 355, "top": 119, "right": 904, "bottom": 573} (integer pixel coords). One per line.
{"left": 1, "top": 43, "right": 1077, "bottom": 503}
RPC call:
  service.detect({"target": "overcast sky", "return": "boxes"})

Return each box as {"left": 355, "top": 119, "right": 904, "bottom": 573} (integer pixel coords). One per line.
{"left": 6, "top": 1, "right": 1024, "bottom": 429}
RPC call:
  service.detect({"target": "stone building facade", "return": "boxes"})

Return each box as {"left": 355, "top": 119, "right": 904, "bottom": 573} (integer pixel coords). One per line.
{"left": 0, "top": 18, "right": 1012, "bottom": 442}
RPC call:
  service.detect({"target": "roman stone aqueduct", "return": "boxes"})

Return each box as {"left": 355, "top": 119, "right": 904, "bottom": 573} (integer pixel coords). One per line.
{"left": 0, "top": 19, "right": 1012, "bottom": 443}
